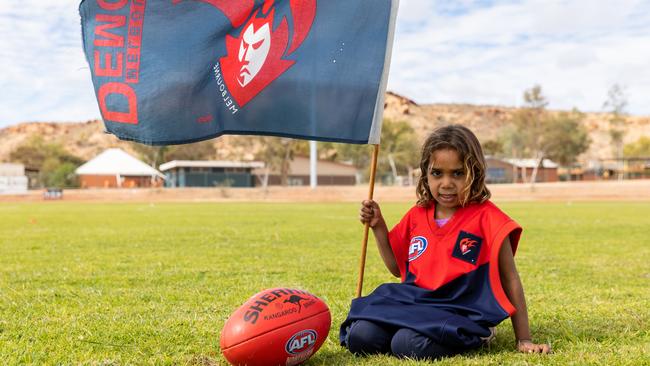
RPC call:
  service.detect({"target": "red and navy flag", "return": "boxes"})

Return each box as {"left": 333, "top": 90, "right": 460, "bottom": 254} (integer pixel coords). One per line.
{"left": 79, "top": 0, "right": 398, "bottom": 145}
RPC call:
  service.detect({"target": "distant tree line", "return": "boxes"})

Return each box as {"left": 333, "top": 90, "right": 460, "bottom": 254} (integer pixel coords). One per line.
{"left": 9, "top": 136, "right": 84, "bottom": 188}
{"left": 482, "top": 85, "right": 591, "bottom": 184}
{"left": 603, "top": 84, "right": 650, "bottom": 158}
{"left": 8, "top": 86, "right": 648, "bottom": 189}
{"left": 623, "top": 137, "right": 650, "bottom": 157}
{"left": 130, "top": 140, "right": 218, "bottom": 168}
{"left": 481, "top": 83, "right": 650, "bottom": 182}
{"left": 318, "top": 119, "right": 420, "bottom": 185}
{"left": 225, "top": 118, "right": 420, "bottom": 187}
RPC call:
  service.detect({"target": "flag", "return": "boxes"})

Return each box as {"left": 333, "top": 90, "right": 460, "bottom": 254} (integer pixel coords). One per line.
{"left": 79, "top": 0, "right": 398, "bottom": 145}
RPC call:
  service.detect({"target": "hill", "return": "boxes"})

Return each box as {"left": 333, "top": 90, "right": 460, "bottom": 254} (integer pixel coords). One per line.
{"left": 1, "top": 92, "right": 649, "bottom": 164}
{"left": 383, "top": 92, "right": 650, "bottom": 162}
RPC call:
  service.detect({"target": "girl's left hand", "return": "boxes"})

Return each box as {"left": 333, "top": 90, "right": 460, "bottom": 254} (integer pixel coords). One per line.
{"left": 517, "top": 340, "right": 551, "bottom": 354}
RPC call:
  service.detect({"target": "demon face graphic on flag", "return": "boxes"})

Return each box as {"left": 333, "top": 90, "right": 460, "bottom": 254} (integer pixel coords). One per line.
{"left": 236, "top": 16, "right": 272, "bottom": 88}
{"left": 196, "top": 0, "right": 317, "bottom": 107}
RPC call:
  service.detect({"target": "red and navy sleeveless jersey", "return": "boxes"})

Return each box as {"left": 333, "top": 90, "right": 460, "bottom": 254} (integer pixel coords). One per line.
{"left": 339, "top": 201, "right": 522, "bottom": 349}
{"left": 389, "top": 200, "right": 522, "bottom": 316}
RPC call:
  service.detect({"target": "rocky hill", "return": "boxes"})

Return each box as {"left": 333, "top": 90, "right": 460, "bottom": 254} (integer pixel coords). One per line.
{"left": 1, "top": 92, "right": 649, "bottom": 165}
{"left": 383, "top": 92, "right": 650, "bottom": 162}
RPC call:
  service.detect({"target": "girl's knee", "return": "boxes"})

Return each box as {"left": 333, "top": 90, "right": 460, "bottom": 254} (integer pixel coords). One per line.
{"left": 390, "top": 328, "right": 421, "bottom": 358}
{"left": 345, "top": 320, "right": 392, "bottom": 355}
{"left": 390, "top": 328, "right": 458, "bottom": 360}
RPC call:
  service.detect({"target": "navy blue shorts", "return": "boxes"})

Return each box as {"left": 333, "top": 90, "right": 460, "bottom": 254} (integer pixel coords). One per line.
{"left": 340, "top": 282, "right": 499, "bottom": 356}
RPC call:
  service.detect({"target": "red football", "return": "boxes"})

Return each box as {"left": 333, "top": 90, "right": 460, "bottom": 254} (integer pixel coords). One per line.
{"left": 220, "top": 288, "right": 331, "bottom": 366}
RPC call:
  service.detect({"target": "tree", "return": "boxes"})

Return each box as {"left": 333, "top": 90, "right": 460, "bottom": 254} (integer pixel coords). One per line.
{"left": 254, "top": 137, "right": 308, "bottom": 187}
{"left": 325, "top": 142, "right": 369, "bottom": 168}
{"left": 319, "top": 141, "right": 372, "bottom": 183}
{"left": 43, "top": 161, "right": 79, "bottom": 188}
{"left": 481, "top": 139, "right": 504, "bottom": 156}
{"left": 603, "top": 84, "right": 628, "bottom": 160}
{"left": 320, "top": 119, "right": 419, "bottom": 184}
{"left": 623, "top": 137, "right": 650, "bottom": 157}
{"left": 10, "top": 135, "right": 57, "bottom": 169}
{"left": 165, "top": 140, "right": 217, "bottom": 161}
{"left": 130, "top": 143, "right": 168, "bottom": 169}
{"left": 376, "top": 119, "right": 419, "bottom": 184}
{"left": 541, "top": 109, "right": 590, "bottom": 166}
{"left": 503, "top": 86, "right": 590, "bottom": 187}
{"left": 130, "top": 140, "right": 217, "bottom": 169}
{"left": 9, "top": 135, "right": 84, "bottom": 188}
{"left": 524, "top": 85, "right": 549, "bottom": 109}
{"left": 499, "top": 123, "right": 526, "bottom": 158}
{"left": 509, "top": 85, "right": 549, "bottom": 186}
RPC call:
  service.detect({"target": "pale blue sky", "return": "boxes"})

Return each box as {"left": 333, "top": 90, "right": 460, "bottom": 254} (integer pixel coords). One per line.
{"left": 1, "top": 0, "right": 649, "bottom": 128}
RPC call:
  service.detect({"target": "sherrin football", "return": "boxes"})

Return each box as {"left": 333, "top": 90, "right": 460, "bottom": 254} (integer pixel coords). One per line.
{"left": 220, "top": 288, "right": 331, "bottom": 366}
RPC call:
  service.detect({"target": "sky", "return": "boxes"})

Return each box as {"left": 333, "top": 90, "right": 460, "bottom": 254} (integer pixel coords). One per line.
{"left": 1, "top": 0, "right": 649, "bottom": 129}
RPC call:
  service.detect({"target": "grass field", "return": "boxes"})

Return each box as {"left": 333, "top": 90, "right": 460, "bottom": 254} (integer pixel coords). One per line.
{"left": 1, "top": 201, "right": 648, "bottom": 365}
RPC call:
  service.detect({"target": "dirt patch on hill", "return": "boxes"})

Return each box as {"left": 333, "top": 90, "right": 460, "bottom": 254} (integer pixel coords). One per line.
{"left": 1, "top": 180, "right": 649, "bottom": 203}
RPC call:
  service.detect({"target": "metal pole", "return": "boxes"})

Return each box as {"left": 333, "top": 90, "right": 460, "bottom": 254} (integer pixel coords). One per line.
{"left": 310, "top": 140, "right": 317, "bottom": 189}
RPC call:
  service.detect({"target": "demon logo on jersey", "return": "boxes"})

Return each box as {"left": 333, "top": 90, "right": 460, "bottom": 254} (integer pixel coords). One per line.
{"left": 452, "top": 231, "right": 482, "bottom": 264}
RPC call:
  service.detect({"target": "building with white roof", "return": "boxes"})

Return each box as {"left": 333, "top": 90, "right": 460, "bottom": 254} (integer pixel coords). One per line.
{"left": 159, "top": 157, "right": 359, "bottom": 187}
{"left": 75, "top": 148, "right": 164, "bottom": 188}
{"left": 502, "top": 158, "right": 559, "bottom": 169}
{"left": 159, "top": 160, "right": 264, "bottom": 188}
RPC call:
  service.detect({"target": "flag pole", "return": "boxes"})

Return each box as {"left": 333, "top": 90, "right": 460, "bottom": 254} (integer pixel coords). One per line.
{"left": 356, "top": 144, "right": 380, "bottom": 298}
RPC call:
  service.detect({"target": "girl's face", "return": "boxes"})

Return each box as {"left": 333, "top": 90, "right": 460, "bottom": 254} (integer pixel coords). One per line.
{"left": 427, "top": 148, "right": 468, "bottom": 217}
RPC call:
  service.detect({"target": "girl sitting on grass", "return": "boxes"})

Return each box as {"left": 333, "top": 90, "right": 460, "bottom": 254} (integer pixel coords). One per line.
{"left": 340, "top": 124, "right": 551, "bottom": 359}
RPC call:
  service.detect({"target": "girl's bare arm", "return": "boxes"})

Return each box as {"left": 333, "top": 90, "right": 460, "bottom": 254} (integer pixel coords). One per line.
{"left": 359, "top": 200, "right": 399, "bottom": 277}
{"left": 498, "top": 236, "right": 551, "bottom": 354}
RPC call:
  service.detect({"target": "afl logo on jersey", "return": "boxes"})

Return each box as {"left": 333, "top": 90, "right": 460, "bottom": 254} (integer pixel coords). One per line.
{"left": 408, "top": 236, "right": 428, "bottom": 262}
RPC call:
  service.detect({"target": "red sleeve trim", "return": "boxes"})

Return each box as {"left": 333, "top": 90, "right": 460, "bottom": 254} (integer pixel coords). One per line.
{"left": 489, "top": 220, "right": 522, "bottom": 316}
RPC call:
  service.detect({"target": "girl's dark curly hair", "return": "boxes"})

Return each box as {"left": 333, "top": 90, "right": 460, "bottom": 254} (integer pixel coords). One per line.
{"left": 416, "top": 124, "right": 491, "bottom": 207}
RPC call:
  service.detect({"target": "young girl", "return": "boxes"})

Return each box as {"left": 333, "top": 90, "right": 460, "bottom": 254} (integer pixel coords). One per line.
{"left": 340, "top": 124, "right": 551, "bottom": 359}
